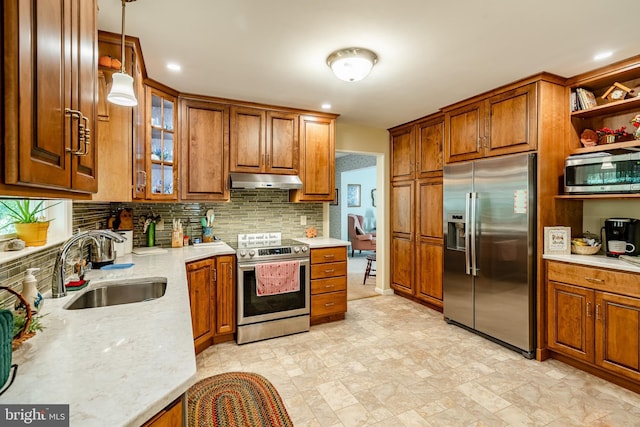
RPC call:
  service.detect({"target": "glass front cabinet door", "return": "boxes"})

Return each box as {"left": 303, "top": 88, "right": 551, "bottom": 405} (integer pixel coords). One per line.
{"left": 141, "top": 86, "right": 178, "bottom": 200}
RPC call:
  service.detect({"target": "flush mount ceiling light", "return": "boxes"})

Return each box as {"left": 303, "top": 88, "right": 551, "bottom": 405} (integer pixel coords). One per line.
{"left": 107, "top": 0, "right": 138, "bottom": 107}
{"left": 326, "top": 47, "right": 378, "bottom": 82}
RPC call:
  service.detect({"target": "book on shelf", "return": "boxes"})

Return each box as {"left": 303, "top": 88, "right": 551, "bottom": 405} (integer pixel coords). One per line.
{"left": 576, "top": 87, "right": 598, "bottom": 109}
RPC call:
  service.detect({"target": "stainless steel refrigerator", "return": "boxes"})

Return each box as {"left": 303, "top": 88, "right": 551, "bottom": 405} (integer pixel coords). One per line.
{"left": 443, "top": 152, "right": 536, "bottom": 358}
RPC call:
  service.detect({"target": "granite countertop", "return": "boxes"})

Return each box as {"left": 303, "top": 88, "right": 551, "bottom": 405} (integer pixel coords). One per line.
{"left": 4, "top": 243, "right": 235, "bottom": 427}
{"left": 294, "top": 237, "right": 351, "bottom": 248}
{"left": 543, "top": 253, "right": 640, "bottom": 274}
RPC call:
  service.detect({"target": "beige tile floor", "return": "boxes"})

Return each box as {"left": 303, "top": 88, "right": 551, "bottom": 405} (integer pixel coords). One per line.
{"left": 195, "top": 295, "right": 640, "bottom": 426}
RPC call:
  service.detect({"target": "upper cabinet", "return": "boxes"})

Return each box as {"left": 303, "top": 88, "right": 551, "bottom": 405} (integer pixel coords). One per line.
{"left": 230, "top": 106, "right": 298, "bottom": 175}
{"left": 3, "top": 0, "right": 98, "bottom": 194}
{"left": 391, "top": 114, "right": 443, "bottom": 182}
{"left": 180, "top": 98, "right": 230, "bottom": 201}
{"left": 289, "top": 114, "right": 337, "bottom": 202}
{"left": 444, "top": 82, "right": 537, "bottom": 163}
{"left": 137, "top": 85, "right": 179, "bottom": 200}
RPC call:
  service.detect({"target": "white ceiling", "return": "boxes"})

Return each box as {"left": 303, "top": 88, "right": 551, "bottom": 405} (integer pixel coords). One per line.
{"left": 97, "top": 0, "right": 640, "bottom": 129}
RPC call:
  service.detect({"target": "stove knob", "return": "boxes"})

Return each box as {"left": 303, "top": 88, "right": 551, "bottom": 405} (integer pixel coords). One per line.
{"left": 301, "top": 246, "right": 308, "bottom": 253}
{"left": 249, "top": 250, "right": 256, "bottom": 257}
{"left": 239, "top": 250, "right": 247, "bottom": 257}
{"left": 293, "top": 246, "right": 300, "bottom": 253}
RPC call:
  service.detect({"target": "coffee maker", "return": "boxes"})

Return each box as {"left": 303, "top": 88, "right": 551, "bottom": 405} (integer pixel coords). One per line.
{"left": 603, "top": 218, "right": 640, "bottom": 257}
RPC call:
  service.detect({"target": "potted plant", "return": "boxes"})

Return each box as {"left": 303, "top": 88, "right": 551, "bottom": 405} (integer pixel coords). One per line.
{"left": 1, "top": 200, "right": 59, "bottom": 246}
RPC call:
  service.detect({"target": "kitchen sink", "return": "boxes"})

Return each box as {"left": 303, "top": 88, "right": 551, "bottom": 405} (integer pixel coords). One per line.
{"left": 64, "top": 277, "right": 167, "bottom": 310}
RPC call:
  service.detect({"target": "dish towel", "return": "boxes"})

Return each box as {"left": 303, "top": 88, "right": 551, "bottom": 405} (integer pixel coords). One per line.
{"left": 255, "top": 260, "right": 300, "bottom": 296}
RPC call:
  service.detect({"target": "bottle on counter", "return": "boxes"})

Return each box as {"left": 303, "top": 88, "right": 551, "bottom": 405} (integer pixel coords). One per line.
{"left": 15, "top": 268, "right": 43, "bottom": 315}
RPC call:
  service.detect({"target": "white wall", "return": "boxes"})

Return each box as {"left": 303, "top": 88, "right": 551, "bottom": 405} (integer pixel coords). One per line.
{"left": 582, "top": 199, "right": 640, "bottom": 237}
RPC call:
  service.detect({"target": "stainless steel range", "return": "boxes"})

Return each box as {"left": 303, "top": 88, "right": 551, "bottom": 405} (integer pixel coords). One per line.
{"left": 233, "top": 233, "right": 310, "bottom": 344}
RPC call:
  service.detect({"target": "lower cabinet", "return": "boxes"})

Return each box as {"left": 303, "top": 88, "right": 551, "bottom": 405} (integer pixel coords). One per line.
{"left": 142, "top": 397, "right": 184, "bottom": 427}
{"left": 186, "top": 255, "right": 236, "bottom": 354}
{"left": 547, "top": 261, "right": 640, "bottom": 386}
{"left": 310, "top": 246, "right": 347, "bottom": 325}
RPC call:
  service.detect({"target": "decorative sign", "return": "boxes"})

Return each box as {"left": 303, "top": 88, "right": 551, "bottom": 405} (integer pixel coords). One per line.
{"left": 544, "top": 227, "right": 571, "bottom": 255}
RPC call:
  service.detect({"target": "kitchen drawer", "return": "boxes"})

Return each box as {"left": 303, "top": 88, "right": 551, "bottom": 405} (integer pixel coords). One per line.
{"left": 311, "top": 276, "right": 347, "bottom": 295}
{"left": 311, "top": 261, "right": 347, "bottom": 279}
{"left": 547, "top": 261, "right": 640, "bottom": 299}
{"left": 311, "top": 246, "right": 347, "bottom": 264}
{"left": 311, "top": 291, "right": 347, "bottom": 317}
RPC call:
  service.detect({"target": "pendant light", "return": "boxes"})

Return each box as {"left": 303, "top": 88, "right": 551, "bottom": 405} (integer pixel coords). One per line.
{"left": 107, "top": 0, "right": 138, "bottom": 107}
{"left": 326, "top": 47, "right": 378, "bottom": 82}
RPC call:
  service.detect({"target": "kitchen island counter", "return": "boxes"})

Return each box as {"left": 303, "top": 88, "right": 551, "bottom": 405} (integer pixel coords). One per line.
{"left": 5, "top": 243, "right": 234, "bottom": 427}
{"left": 295, "top": 237, "right": 350, "bottom": 248}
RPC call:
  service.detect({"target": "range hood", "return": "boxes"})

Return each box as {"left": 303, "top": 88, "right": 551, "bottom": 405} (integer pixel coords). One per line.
{"left": 230, "top": 173, "right": 303, "bottom": 190}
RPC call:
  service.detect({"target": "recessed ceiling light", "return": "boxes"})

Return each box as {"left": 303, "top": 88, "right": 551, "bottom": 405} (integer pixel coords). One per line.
{"left": 167, "top": 63, "right": 181, "bottom": 71}
{"left": 594, "top": 51, "right": 612, "bottom": 61}
{"left": 321, "top": 103, "right": 332, "bottom": 110}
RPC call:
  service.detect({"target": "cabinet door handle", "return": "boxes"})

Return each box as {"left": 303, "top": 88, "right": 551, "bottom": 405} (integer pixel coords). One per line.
{"left": 324, "top": 269, "right": 335, "bottom": 274}
{"left": 65, "top": 108, "right": 90, "bottom": 156}
{"left": 586, "top": 302, "right": 591, "bottom": 318}
{"left": 324, "top": 302, "right": 335, "bottom": 307}
{"left": 585, "top": 277, "right": 604, "bottom": 284}
{"left": 323, "top": 254, "right": 335, "bottom": 259}
{"left": 136, "top": 170, "right": 147, "bottom": 191}
{"left": 595, "top": 303, "right": 601, "bottom": 321}
{"left": 324, "top": 284, "right": 335, "bottom": 289}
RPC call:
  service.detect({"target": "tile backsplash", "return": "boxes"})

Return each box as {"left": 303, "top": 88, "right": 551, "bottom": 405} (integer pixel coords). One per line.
{"left": 0, "top": 193, "right": 322, "bottom": 307}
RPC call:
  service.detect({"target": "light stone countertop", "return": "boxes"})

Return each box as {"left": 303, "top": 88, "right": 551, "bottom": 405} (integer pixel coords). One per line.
{"left": 543, "top": 253, "right": 640, "bottom": 274}
{"left": 294, "top": 237, "right": 351, "bottom": 248}
{"left": 4, "top": 243, "right": 235, "bottom": 427}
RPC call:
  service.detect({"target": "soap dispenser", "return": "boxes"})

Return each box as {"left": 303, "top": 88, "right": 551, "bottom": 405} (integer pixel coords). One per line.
{"left": 15, "top": 268, "right": 43, "bottom": 315}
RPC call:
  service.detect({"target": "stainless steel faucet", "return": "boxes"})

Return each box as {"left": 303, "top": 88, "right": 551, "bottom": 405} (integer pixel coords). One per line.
{"left": 52, "top": 230, "right": 126, "bottom": 298}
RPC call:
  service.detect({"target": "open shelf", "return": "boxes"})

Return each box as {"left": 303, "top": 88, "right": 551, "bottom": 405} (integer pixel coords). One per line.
{"left": 571, "top": 97, "right": 640, "bottom": 119}
{"left": 571, "top": 139, "right": 640, "bottom": 155}
{"left": 556, "top": 193, "right": 640, "bottom": 200}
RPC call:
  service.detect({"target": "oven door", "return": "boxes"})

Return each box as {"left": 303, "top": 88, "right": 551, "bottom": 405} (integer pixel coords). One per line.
{"left": 237, "top": 258, "right": 310, "bottom": 325}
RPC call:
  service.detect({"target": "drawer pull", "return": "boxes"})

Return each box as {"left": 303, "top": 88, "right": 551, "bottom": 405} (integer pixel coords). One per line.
{"left": 324, "top": 302, "right": 335, "bottom": 307}
{"left": 585, "top": 277, "right": 604, "bottom": 284}
{"left": 324, "top": 284, "right": 335, "bottom": 289}
{"left": 324, "top": 269, "right": 335, "bottom": 274}
{"left": 323, "top": 254, "right": 335, "bottom": 259}
{"left": 586, "top": 302, "right": 591, "bottom": 318}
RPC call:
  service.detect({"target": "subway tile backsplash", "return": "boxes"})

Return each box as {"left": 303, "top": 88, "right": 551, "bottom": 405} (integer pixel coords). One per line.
{"left": 0, "top": 192, "right": 322, "bottom": 306}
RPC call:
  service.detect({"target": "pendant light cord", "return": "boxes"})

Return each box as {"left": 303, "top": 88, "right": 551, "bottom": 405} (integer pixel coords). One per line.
{"left": 120, "top": 0, "right": 127, "bottom": 73}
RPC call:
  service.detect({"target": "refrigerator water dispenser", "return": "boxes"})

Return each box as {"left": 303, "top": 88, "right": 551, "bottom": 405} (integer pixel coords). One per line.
{"left": 447, "top": 212, "right": 466, "bottom": 251}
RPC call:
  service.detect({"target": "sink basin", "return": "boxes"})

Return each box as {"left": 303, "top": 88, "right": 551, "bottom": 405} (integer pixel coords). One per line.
{"left": 64, "top": 277, "right": 167, "bottom": 310}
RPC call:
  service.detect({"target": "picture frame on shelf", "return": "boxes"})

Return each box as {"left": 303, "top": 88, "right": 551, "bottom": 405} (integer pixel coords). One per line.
{"left": 544, "top": 226, "right": 571, "bottom": 255}
{"left": 347, "top": 184, "right": 361, "bottom": 207}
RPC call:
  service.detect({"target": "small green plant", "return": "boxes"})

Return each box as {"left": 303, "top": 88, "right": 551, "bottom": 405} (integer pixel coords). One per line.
{"left": 1, "top": 200, "right": 60, "bottom": 224}
{"left": 12, "top": 309, "right": 47, "bottom": 337}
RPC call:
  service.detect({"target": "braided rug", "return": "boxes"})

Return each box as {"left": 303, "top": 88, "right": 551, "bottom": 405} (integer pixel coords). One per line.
{"left": 187, "top": 372, "right": 293, "bottom": 427}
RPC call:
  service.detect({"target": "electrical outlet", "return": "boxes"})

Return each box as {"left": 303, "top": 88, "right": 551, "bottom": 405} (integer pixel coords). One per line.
{"left": 156, "top": 219, "right": 165, "bottom": 231}
{"left": 95, "top": 222, "right": 101, "bottom": 230}
{"left": 300, "top": 215, "right": 307, "bottom": 226}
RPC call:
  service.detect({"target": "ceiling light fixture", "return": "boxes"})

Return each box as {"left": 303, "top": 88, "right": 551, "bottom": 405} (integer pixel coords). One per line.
{"left": 107, "top": 0, "right": 138, "bottom": 107}
{"left": 594, "top": 51, "right": 613, "bottom": 61}
{"left": 321, "top": 103, "right": 332, "bottom": 110}
{"left": 326, "top": 47, "right": 378, "bottom": 82}
{"left": 167, "top": 63, "right": 181, "bottom": 71}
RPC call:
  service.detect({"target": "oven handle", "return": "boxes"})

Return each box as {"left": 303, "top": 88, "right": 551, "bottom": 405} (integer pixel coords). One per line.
{"left": 236, "top": 258, "right": 310, "bottom": 269}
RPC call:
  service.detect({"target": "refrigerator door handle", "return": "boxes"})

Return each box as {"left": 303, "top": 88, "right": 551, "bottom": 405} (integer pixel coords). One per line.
{"left": 470, "top": 192, "right": 478, "bottom": 276}
{"left": 465, "top": 192, "right": 472, "bottom": 275}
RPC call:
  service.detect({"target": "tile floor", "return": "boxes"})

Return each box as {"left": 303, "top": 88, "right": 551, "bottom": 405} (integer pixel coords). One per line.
{"left": 195, "top": 294, "right": 640, "bottom": 426}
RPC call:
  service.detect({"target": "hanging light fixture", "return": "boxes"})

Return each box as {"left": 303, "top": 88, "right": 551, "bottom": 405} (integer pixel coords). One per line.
{"left": 107, "top": 0, "right": 138, "bottom": 106}
{"left": 326, "top": 47, "right": 378, "bottom": 82}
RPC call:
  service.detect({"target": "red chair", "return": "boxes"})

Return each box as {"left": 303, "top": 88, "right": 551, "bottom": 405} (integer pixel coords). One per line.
{"left": 347, "top": 214, "right": 376, "bottom": 257}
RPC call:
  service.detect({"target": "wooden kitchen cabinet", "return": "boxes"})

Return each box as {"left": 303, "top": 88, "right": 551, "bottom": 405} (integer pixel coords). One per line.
{"left": 546, "top": 260, "right": 640, "bottom": 388}
{"left": 415, "top": 177, "right": 443, "bottom": 307}
{"left": 186, "top": 255, "right": 236, "bottom": 354}
{"left": 180, "top": 98, "right": 230, "bottom": 201}
{"left": 390, "top": 180, "right": 415, "bottom": 296}
{"left": 310, "top": 246, "right": 347, "bottom": 325}
{"left": 391, "top": 115, "right": 443, "bottom": 182}
{"left": 136, "top": 85, "right": 179, "bottom": 200}
{"left": 230, "top": 106, "right": 299, "bottom": 175}
{"left": 142, "top": 397, "right": 184, "bottom": 427}
{"left": 3, "top": 0, "right": 98, "bottom": 194}
{"left": 390, "top": 124, "right": 415, "bottom": 181}
{"left": 444, "top": 82, "right": 537, "bottom": 163}
{"left": 289, "top": 114, "right": 338, "bottom": 202}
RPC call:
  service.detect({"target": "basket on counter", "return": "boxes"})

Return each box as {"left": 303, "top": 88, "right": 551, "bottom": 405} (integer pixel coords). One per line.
{"left": 0, "top": 286, "right": 33, "bottom": 350}
{"left": 571, "top": 243, "right": 601, "bottom": 255}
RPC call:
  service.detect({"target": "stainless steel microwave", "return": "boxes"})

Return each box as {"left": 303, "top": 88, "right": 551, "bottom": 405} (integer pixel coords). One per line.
{"left": 564, "top": 152, "right": 640, "bottom": 194}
